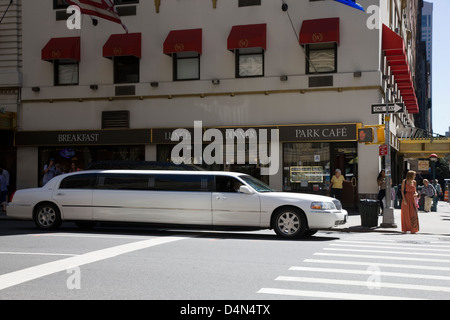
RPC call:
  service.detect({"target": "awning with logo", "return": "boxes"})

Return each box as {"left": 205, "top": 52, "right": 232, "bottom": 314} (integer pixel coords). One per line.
{"left": 382, "top": 24, "right": 418, "bottom": 114}
{"left": 163, "top": 28, "right": 203, "bottom": 55}
{"left": 227, "top": 23, "right": 267, "bottom": 51}
{"left": 299, "top": 18, "right": 340, "bottom": 45}
{"left": 41, "top": 37, "right": 81, "bottom": 62}
{"left": 103, "top": 33, "right": 142, "bottom": 59}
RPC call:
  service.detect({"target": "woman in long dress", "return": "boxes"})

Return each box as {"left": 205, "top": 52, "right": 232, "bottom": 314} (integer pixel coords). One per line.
{"left": 401, "top": 170, "right": 419, "bottom": 234}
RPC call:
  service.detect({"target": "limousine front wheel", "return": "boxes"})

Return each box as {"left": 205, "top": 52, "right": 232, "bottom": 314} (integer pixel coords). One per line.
{"left": 273, "top": 207, "right": 307, "bottom": 239}
{"left": 34, "top": 203, "right": 62, "bottom": 230}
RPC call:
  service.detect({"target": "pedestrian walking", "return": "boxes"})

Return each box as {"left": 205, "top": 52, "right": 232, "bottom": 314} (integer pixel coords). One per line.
{"left": 377, "top": 169, "right": 386, "bottom": 215}
{"left": 433, "top": 179, "right": 443, "bottom": 200}
{"left": 420, "top": 179, "right": 437, "bottom": 212}
{"left": 401, "top": 170, "right": 419, "bottom": 234}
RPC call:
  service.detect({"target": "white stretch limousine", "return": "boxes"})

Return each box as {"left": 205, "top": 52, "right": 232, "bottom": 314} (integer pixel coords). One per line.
{"left": 7, "top": 170, "right": 347, "bottom": 238}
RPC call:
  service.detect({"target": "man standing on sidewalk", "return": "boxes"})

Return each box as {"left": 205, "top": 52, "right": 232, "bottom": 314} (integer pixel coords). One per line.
{"left": 420, "top": 179, "right": 437, "bottom": 213}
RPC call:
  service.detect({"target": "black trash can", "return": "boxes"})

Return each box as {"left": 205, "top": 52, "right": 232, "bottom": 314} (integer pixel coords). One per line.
{"left": 359, "top": 199, "right": 380, "bottom": 228}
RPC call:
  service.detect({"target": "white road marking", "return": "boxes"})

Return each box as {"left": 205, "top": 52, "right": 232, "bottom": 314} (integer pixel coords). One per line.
{"left": 304, "top": 259, "right": 450, "bottom": 272}
{"left": 324, "top": 247, "right": 450, "bottom": 257}
{"left": 276, "top": 276, "right": 450, "bottom": 293}
{"left": 314, "top": 252, "right": 450, "bottom": 263}
{"left": 0, "top": 235, "right": 189, "bottom": 291}
{"left": 289, "top": 266, "right": 450, "bottom": 281}
{"left": 0, "top": 252, "right": 77, "bottom": 257}
{"left": 257, "top": 288, "right": 422, "bottom": 300}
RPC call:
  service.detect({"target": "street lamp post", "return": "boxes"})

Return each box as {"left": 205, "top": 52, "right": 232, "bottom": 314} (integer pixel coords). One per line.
{"left": 380, "top": 81, "right": 397, "bottom": 228}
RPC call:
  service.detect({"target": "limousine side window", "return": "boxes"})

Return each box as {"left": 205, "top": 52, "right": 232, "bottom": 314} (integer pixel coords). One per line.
{"left": 215, "top": 176, "right": 243, "bottom": 193}
{"left": 59, "top": 173, "right": 98, "bottom": 189}
{"left": 96, "top": 173, "right": 214, "bottom": 192}
{"left": 97, "top": 174, "right": 151, "bottom": 191}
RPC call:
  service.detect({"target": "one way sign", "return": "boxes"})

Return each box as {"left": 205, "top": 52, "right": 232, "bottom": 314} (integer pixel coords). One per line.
{"left": 371, "top": 103, "right": 404, "bottom": 114}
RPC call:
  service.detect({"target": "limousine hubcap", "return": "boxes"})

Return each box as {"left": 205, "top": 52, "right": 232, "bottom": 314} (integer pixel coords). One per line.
{"left": 277, "top": 212, "right": 300, "bottom": 235}
{"left": 37, "top": 207, "right": 56, "bottom": 227}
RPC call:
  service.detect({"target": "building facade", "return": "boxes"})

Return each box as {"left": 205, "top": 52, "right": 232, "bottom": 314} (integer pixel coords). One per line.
{"left": 15, "top": 0, "right": 422, "bottom": 209}
{"left": 0, "top": 0, "right": 21, "bottom": 197}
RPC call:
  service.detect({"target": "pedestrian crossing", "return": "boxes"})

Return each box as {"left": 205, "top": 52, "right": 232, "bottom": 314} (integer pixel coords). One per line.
{"left": 258, "top": 233, "right": 450, "bottom": 300}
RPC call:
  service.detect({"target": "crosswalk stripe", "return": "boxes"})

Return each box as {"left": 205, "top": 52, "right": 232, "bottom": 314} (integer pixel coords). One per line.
{"left": 332, "top": 242, "right": 450, "bottom": 252}
{"left": 340, "top": 238, "right": 450, "bottom": 246}
{"left": 275, "top": 276, "right": 450, "bottom": 293}
{"left": 315, "top": 252, "right": 450, "bottom": 263}
{"left": 289, "top": 266, "right": 450, "bottom": 281}
{"left": 325, "top": 247, "right": 450, "bottom": 257}
{"left": 304, "top": 258, "right": 450, "bottom": 272}
{"left": 258, "top": 234, "right": 450, "bottom": 300}
{"left": 257, "top": 288, "right": 423, "bottom": 300}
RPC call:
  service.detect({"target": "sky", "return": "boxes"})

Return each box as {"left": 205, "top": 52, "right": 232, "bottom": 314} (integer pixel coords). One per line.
{"left": 426, "top": 0, "right": 449, "bottom": 136}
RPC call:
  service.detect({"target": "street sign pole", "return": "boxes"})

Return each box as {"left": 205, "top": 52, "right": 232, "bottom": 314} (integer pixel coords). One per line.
{"left": 381, "top": 83, "right": 397, "bottom": 228}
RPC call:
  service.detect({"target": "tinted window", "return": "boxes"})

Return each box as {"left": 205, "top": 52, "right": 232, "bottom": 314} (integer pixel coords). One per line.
{"left": 97, "top": 174, "right": 153, "bottom": 190}
{"left": 59, "top": 174, "right": 97, "bottom": 189}
{"left": 96, "top": 174, "right": 213, "bottom": 192}
{"left": 154, "top": 174, "right": 213, "bottom": 192}
{"left": 215, "top": 176, "right": 243, "bottom": 193}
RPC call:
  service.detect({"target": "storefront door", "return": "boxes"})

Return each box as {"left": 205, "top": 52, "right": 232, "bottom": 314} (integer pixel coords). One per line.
{"left": 332, "top": 145, "right": 358, "bottom": 209}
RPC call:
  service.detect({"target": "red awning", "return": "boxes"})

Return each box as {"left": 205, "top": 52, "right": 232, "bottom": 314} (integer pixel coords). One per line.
{"left": 299, "top": 18, "right": 340, "bottom": 45}
{"left": 382, "top": 24, "right": 405, "bottom": 57}
{"left": 382, "top": 24, "right": 418, "bottom": 113}
{"left": 103, "top": 33, "right": 142, "bottom": 59}
{"left": 42, "top": 37, "right": 80, "bottom": 62}
{"left": 163, "top": 28, "right": 202, "bottom": 55}
{"left": 227, "top": 23, "right": 267, "bottom": 51}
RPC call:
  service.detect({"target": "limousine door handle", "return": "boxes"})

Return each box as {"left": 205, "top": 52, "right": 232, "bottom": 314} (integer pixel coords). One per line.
{"left": 56, "top": 193, "right": 65, "bottom": 196}
{"left": 216, "top": 195, "right": 227, "bottom": 200}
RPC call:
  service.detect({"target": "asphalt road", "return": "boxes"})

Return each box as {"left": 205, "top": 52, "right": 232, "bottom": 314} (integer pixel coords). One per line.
{"left": 2, "top": 219, "right": 450, "bottom": 305}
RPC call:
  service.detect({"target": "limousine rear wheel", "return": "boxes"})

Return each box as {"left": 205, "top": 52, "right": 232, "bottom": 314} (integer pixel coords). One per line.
{"left": 34, "top": 202, "right": 62, "bottom": 230}
{"left": 272, "top": 207, "right": 307, "bottom": 239}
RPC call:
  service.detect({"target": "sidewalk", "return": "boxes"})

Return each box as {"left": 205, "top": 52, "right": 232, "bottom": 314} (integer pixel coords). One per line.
{"left": 334, "top": 201, "right": 450, "bottom": 236}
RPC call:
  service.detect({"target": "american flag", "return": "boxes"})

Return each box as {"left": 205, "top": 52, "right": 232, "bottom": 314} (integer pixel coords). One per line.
{"left": 67, "top": 0, "right": 128, "bottom": 33}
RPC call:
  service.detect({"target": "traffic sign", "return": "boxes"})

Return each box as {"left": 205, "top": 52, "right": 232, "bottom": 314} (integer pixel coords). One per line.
{"left": 379, "top": 144, "right": 388, "bottom": 156}
{"left": 371, "top": 103, "right": 404, "bottom": 114}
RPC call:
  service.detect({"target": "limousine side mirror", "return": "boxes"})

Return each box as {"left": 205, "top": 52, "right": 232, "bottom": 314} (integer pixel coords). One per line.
{"left": 239, "top": 185, "right": 254, "bottom": 195}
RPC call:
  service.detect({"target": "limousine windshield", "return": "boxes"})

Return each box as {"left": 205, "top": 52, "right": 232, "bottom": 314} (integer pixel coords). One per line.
{"left": 240, "top": 175, "right": 273, "bottom": 192}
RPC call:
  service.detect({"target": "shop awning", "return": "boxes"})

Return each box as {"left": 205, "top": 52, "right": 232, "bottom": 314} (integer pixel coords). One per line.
{"left": 103, "top": 33, "right": 142, "bottom": 59}
{"left": 299, "top": 18, "right": 340, "bottom": 45}
{"left": 42, "top": 37, "right": 81, "bottom": 62}
{"left": 382, "top": 24, "right": 418, "bottom": 114}
{"left": 163, "top": 28, "right": 202, "bottom": 55}
{"left": 227, "top": 23, "right": 267, "bottom": 51}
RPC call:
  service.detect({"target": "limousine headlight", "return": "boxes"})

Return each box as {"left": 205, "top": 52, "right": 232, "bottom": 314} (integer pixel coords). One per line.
{"left": 310, "top": 201, "right": 336, "bottom": 211}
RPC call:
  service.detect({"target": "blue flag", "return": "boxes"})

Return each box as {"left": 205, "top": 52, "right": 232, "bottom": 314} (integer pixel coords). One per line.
{"left": 334, "top": 0, "right": 365, "bottom": 12}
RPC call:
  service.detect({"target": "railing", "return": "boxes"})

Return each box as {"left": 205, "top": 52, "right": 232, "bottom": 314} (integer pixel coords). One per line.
{"left": 398, "top": 127, "right": 448, "bottom": 141}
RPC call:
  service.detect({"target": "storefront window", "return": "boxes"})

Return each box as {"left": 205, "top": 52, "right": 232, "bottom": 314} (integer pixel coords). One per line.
{"left": 283, "top": 143, "right": 331, "bottom": 193}
{"left": 38, "top": 145, "right": 144, "bottom": 186}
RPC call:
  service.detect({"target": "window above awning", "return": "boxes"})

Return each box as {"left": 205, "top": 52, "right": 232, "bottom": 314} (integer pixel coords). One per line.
{"left": 299, "top": 18, "right": 340, "bottom": 45}
{"left": 227, "top": 23, "right": 267, "bottom": 51}
{"left": 103, "top": 33, "right": 142, "bottom": 59}
{"left": 163, "top": 28, "right": 202, "bottom": 55}
{"left": 42, "top": 37, "right": 80, "bottom": 62}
